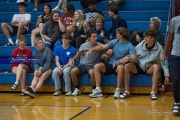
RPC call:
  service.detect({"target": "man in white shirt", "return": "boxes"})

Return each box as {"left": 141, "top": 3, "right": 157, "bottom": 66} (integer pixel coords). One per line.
{"left": 1, "top": 2, "right": 31, "bottom": 46}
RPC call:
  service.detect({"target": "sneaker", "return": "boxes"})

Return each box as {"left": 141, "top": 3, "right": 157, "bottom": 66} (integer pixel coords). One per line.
{"left": 113, "top": 89, "right": 120, "bottom": 99}
{"left": 53, "top": 90, "right": 62, "bottom": 96}
{"left": 4, "top": 42, "right": 14, "bottom": 46}
{"left": 16, "top": 0, "right": 25, "bottom": 3}
{"left": 52, "top": 6, "right": 61, "bottom": 12}
{"left": 25, "top": 86, "right": 35, "bottom": 98}
{"left": 65, "top": 91, "right": 72, "bottom": 96}
{"left": 120, "top": 91, "right": 130, "bottom": 99}
{"left": 89, "top": 89, "right": 103, "bottom": 98}
{"left": 172, "top": 103, "right": 180, "bottom": 114}
{"left": 72, "top": 88, "right": 81, "bottom": 96}
{"left": 24, "top": 91, "right": 35, "bottom": 98}
{"left": 150, "top": 93, "right": 157, "bottom": 100}
{"left": 32, "top": 8, "right": 38, "bottom": 12}
{"left": 21, "top": 91, "right": 26, "bottom": 96}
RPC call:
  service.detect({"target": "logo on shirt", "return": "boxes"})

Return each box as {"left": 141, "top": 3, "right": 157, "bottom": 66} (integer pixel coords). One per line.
{"left": 66, "top": 52, "right": 70, "bottom": 57}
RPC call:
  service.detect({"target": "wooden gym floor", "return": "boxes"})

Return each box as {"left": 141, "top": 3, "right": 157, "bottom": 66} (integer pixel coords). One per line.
{"left": 0, "top": 92, "right": 179, "bottom": 120}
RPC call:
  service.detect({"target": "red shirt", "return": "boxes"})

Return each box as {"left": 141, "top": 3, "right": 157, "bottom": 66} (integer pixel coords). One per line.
{"left": 61, "top": 14, "right": 74, "bottom": 26}
{"left": 11, "top": 48, "right": 32, "bottom": 69}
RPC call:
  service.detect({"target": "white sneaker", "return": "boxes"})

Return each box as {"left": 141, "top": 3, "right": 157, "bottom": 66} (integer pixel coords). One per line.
{"left": 72, "top": 88, "right": 81, "bottom": 96}
{"left": 65, "top": 91, "right": 72, "bottom": 96}
{"left": 89, "top": 89, "right": 103, "bottom": 98}
{"left": 16, "top": 0, "right": 25, "bottom": 3}
{"left": 52, "top": 6, "right": 61, "bottom": 12}
{"left": 53, "top": 90, "right": 62, "bottom": 96}
{"left": 113, "top": 89, "right": 120, "bottom": 99}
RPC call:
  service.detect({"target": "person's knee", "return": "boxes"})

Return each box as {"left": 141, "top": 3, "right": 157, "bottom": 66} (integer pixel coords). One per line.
{"left": 117, "top": 65, "right": 124, "bottom": 72}
{"left": 89, "top": 69, "right": 94, "bottom": 77}
{"left": 52, "top": 68, "right": 59, "bottom": 76}
{"left": 94, "top": 63, "right": 102, "bottom": 72}
{"left": 31, "top": 29, "right": 38, "bottom": 35}
{"left": 71, "top": 67, "right": 79, "bottom": 76}
{"left": 1, "top": 22, "right": 7, "bottom": 28}
{"left": 22, "top": 69, "right": 26, "bottom": 74}
{"left": 153, "top": 64, "right": 160, "bottom": 72}
{"left": 18, "top": 23, "right": 24, "bottom": 28}
{"left": 39, "top": 23, "right": 44, "bottom": 28}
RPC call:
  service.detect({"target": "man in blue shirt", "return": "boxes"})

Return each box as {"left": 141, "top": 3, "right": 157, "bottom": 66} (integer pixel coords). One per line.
{"left": 87, "top": 27, "right": 136, "bottom": 98}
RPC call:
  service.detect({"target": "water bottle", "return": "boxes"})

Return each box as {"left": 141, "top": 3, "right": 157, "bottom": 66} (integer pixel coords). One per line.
{"left": 164, "top": 60, "right": 169, "bottom": 68}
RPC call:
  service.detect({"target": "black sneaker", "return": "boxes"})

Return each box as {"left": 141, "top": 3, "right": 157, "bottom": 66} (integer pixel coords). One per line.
{"left": 24, "top": 86, "right": 35, "bottom": 98}
{"left": 4, "top": 42, "right": 14, "bottom": 46}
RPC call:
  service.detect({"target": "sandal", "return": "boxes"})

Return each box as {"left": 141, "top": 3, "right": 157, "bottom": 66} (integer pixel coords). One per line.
{"left": 11, "top": 84, "right": 18, "bottom": 90}
{"left": 4, "top": 42, "right": 14, "bottom": 46}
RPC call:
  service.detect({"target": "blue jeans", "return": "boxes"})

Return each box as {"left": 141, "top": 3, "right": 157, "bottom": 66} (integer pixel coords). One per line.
{"left": 170, "top": 55, "right": 180, "bottom": 103}
{"left": 44, "top": 39, "right": 62, "bottom": 50}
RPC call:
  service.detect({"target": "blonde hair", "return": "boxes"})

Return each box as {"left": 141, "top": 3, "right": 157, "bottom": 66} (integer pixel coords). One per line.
{"left": 73, "top": 10, "right": 85, "bottom": 31}
{"left": 18, "top": 35, "right": 27, "bottom": 44}
{"left": 34, "top": 37, "right": 42, "bottom": 46}
{"left": 93, "top": 14, "right": 105, "bottom": 25}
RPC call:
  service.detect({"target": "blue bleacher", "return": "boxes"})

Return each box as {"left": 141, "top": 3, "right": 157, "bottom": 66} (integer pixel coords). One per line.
{"left": 0, "top": 0, "right": 170, "bottom": 93}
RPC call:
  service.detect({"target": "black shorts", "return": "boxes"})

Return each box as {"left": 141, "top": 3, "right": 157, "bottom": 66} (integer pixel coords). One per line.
{"left": 103, "top": 62, "right": 117, "bottom": 74}
{"left": 75, "top": 64, "right": 94, "bottom": 76}
{"left": 134, "top": 63, "right": 146, "bottom": 74}
{"left": 11, "top": 26, "right": 28, "bottom": 34}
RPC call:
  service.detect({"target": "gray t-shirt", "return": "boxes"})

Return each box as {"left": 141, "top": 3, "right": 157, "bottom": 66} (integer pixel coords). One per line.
{"left": 78, "top": 42, "right": 103, "bottom": 65}
{"left": 168, "top": 16, "right": 180, "bottom": 57}
{"left": 41, "top": 20, "right": 66, "bottom": 40}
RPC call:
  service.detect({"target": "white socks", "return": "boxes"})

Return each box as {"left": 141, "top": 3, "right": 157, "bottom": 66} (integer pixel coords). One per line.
{"left": 8, "top": 38, "right": 14, "bottom": 45}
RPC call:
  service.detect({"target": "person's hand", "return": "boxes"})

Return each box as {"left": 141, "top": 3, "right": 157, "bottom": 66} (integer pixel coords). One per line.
{"left": 101, "top": 30, "right": 105, "bottom": 38}
{"left": 34, "top": 70, "right": 39, "bottom": 77}
{"left": 162, "top": 53, "right": 168, "bottom": 65}
{"left": 68, "top": 58, "right": 74, "bottom": 66}
{"left": 106, "top": 49, "right": 113, "bottom": 57}
{"left": 136, "top": 35, "right": 141, "bottom": 42}
{"left": 113, "top": 61, "right": 120, "bottom": 68}
{"left": 57, "top": 17, "right": 62, "bottom": 23}
{"left": 58, "top": 67, "right": 63, "bottom": 75}
{"left": 164, "top": 77, "right": 169, "bottom": 85}
{"left": 81, "top": 35, "right": 86, "bottom": 38}
{"left": 87, "top": 49, "right": 93, "bottom": 56}
{"left": 119, "top": 57, "right": 129, "bottom": 64}
{"left": 110, "top": 36, "right": 113, "bottom": 40}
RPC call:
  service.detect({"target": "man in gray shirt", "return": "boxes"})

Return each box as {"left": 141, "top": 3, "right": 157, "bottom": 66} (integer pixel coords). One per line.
{"left": 162, "top": 15, "right": 180, "bottom": 115}
{"left": 69, "top": 30, "right": 104, "bottom": 96}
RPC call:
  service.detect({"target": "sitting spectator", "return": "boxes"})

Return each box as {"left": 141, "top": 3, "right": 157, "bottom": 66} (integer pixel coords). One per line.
{"left": 90, "top": 14, "right": 110, "bottom": 44}
{"left": 52, "top": 0, "right": 68, "bottom": 12}
{"left": 32, "top": 0, "right": 40, "bottom": 12}
{"left": 70, "top": 30, "right": 104, "bottom": 96}
{"left": 87, "top": 28, "right": 136, "bottom": 98}
{"left": 107, "top": 5, "right": 127, "bottom": 40}
{"left": 61, "top": 2, "right": 75, "bottom": 33}
{"left": 31, "top": 3, "right": 52, "bottom": 46}
{"left": 1, "top": 2, "right": 31, "bottom": 46}
{"left": 11, "top": 36, "right": 32, "bottom": 96}
{"left": 72, "top": 10, "right": 90, "bottom": 50}
{"left": 24, "top": 37, "right": 54, "bottom": 98}
{"left": 122, "top": 30, "right": 169, "bottom": 100}
{"left": 130, "top": 17, "right": 164, "bottom": 46}
{"left": 52, "top": 33, "right": 76, "bottom": 96}
{"left": 83, "top": 0, "right": 104, "bottom": 28}
{"left": 41, "top": 10, "right": 66, "bottom": 50}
